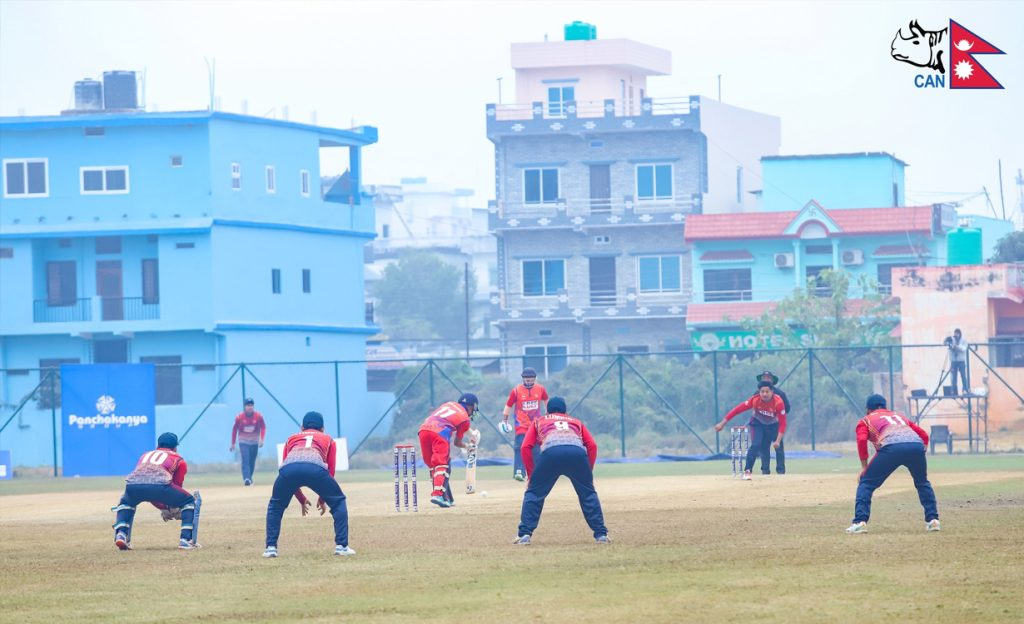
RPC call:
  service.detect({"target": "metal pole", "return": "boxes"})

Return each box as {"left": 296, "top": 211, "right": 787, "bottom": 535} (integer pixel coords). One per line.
{"left": 334, "top": 361, "right": 341, "bottom": 437}
{"left": 428, "top": 360, "right": 435, "bottom": 407}
{"left": 808, "top": 349, "right": 816, "bottom": 451}
{"left": 618, "top": 355, "right": 626, "bottom": 458}
{"left": 50, "top": 370, "right": 58, "bottom": 477}
{"left": 712, "top": 351, "right": 720, "bottom": 453}
{"left": 888, "top": 345, "right": 896, "bottom": 409}
{"left": 241, "top": 363, "right": 247, "bottom": 404}
{"left": 464, "top": 262, "right": 471, "bottom": 363}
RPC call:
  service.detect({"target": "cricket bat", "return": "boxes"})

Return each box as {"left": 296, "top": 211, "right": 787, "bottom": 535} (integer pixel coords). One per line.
{"left": 190, "top": 490, "right": 202, "bottom": 546}
{"left": 465, "top": 434, "right": 479, "bottom": 495}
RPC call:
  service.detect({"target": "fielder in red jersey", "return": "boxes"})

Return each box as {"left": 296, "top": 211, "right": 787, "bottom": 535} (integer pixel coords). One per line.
{"left": 230, "top": 398, "right": 266, "bottom": 486}
{"left": 418, "top": 393, "right": 479, "bottom": 508}
{"left": 847, "top": 394, "right": 939, "bottom": 534}
{"left": 111, "top": 432, "right": 198, "bottom": 551}
{"left": 502, "top": 367, "right": 548, "bottom": 481}
{"left": 263, "top": 411, "right": 353, "bottom": 558}
{"left": 715, "top": 382, "right": 787, "bottom": 480}
{"left": 514, "top": 397, "right": 608, "bottom": 545}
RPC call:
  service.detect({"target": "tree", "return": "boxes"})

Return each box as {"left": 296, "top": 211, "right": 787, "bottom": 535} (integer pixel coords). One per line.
{"left": 374, "top": 250, "right": 476, "bottom": 340}
{"left": 742, "top": 269, "right": 898, "bottom": 348}
{"left": 990, "top": 231, "right": 1024, "bottom": 263}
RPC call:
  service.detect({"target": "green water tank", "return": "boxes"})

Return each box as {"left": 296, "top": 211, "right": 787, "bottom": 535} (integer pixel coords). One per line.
{"left": 564, "top": 21, "right": 597, "bottom": 41}
{"left": 947, "top": 227, "right": 983, "bottom": 266}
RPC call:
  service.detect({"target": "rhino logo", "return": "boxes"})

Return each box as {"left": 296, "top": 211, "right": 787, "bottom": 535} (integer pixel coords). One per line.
{"left": 891, "top": 20, "right": 947, "bottom": 73}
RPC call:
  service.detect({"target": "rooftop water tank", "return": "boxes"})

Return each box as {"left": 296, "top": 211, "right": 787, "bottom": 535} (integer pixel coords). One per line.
{"left": 947, "top": 227, "right": 983, "bottom": 266}
{"left": 74, "top": 79, "right": 103, "bottom": 110}
{"left": 564, "top": 21, "right": 597, "bottom": 41}
{"left": 103, "top": 71, "right": 138, "bottom": 109}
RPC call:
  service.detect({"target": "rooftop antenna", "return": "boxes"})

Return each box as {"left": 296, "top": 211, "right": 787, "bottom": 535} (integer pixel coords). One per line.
{"left": 998, "top": 159, "right": 1006, "bottom": 220}
{"left": 241, "top": 99, "right": 248, "bottom": 114}
{"left": 203, "top": 57, "right": 216, "bottom": 111}
{"left": 717, "top": 74, "right": 722, "bottom": 101}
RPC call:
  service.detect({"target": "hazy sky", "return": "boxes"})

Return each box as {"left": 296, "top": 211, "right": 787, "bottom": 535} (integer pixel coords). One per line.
{"left": 2, "top": 0, "right": 1022, "bottom": 220}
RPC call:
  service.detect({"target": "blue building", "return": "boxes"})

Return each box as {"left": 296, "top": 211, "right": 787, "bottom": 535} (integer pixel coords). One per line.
{"left": 0, "top": 110, "right": 381, "bottom": 467}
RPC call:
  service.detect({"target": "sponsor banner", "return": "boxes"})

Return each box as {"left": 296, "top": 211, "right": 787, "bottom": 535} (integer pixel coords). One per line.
{"left": 61, "top": 364, "right": 156, "bottom": 477}
{"left": 690, "top": 330, "right": 811, "bottom": 352}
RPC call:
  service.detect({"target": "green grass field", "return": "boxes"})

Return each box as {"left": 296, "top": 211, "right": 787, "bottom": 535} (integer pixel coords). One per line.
{"left": 1, "top": 455, "right": 1022, "bottom": 623}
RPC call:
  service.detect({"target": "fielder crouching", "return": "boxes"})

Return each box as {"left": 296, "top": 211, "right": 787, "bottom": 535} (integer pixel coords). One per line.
{"left": 112, "top": 432, "right": 198, "bottom": 551}
{"left": 514, "top": 396, "right": 609, "bottom": 545}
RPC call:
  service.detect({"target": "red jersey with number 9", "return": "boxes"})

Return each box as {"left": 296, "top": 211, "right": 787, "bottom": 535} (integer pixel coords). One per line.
{"left": 419, "top": 401, "right": 472, "bottom": 441}
{"left": 281, "top": 429, "right": 336, "bottom": 474}
{"left": 126, "top": 448, "right": 187, "bottom": 485}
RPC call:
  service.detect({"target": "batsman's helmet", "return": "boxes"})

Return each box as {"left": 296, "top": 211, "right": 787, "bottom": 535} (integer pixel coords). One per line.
{"left": 547, "top": 396, "right": 567, "bottom": 414}
{"left": 302, "top": 411, "right": 325, "bottom": 429}
{"left": 458, "top": 393, "right": 479, "bottom": 412}
{"left": 157, "top": 432, "right": 179, "bottom": 449}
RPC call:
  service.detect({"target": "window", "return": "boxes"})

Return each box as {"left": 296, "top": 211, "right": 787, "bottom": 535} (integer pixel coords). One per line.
{"left": 703, "top": 268, "right": 751, "bottom": 302}
{"left": 84, "top": 127, "right": 105, "bottom": 137}
{"left": 618, "top": 345, "right": 650, "bottom": 354}
{"left": 638, "top": 255, "right": 682, "bottom": 293}
{"left": 636, "top": 164, "right": 672, "bottom": 201}
{"left": 46, "top": 261, "right": 77, "bottom": 306}
{"left": 175, "top": 242, "right": 195, "bottom": 249}
{"left": 140, "top": 356, "right": 183, "bottom": 405}
{"left": 539, "top": 329, "right": 553, "bottom": 337}
{"left": 58, "top": 239, "right": 72, "bottom": 248}
{"left": 992, "top": 337, "right": 1024, "bottom": 367}
{"left": 523, "top": 345, "right": 568, "bottom": 376}
{"left": 806, "top": 266, "right": 832, "bottom": 297}
{"left": 96, "top": 236, "right": 121, "bottom": 254}
{"left": 4, "top": 158, "right": 48, "bottom": 197}
{"left": 231, "top": 163, "right": 241, "bottom": 190}
{"left": 524, "top": 168, "right": 559, "bottom": 204}
{"left": 302, "top": 269, "right": 311, "bottom": 293}
{"left": 266, "top": 166, "right": 276, "bottom": 193}
{"left": 142, "top": 259, "right": 159, "bottom": 304}
{"left": 877, "top": 263, "right": 917, "bottom": 294}
{"left": 382, "top": 224, "right": 390, "bottom": 238}
{"left": 547, "top": 85, "right": 575, "bottom": 117}
{"left": 522, "top": 259, "right": 565, "bottom": 297}
{"left": 0, "top": 247, "right": 12, "bottom": 259}
{"left": 272, "top": 268, "right": 281, "bottom": 294}
{"left": 38, "top": 358, "right": 79, "bottom": 409}
{"left": 80, "top": 166, "right": 129, "bottom": 194}
{"left": 170, "top": 155, "right": 183, "bottom": 167}
{"left": 94, "top": 338, "right": 129, "bottom": 363}
{"left": 365, "top": 301, "right": 375, "bottom": 324}
{"left": 300, "top": 170, "right": 310, "bottom": 197}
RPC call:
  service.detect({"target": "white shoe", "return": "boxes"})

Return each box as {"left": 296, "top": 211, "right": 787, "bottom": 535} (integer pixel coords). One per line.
{"left": 595, "top": 535, "right": 611, "bottom": 544}
{"left": 741, "top": 470, "right": 752, "bottom": 481}
{"left": 845, "top": 521, "right": 867, "bottom": 534}
{"left": 334, "top": 545, "right": 356, "bottom": 556}
{"left": 926, "top": 519, "right": 941, "bottom": 532}
{"left": 262, "top": 546, "right": 278, "bottom": 558}
{"left": 512, "top": 534, "right": 531, "bottom": 545}
{"left": 513, "top": 471, "right": 526, "bottom": 482}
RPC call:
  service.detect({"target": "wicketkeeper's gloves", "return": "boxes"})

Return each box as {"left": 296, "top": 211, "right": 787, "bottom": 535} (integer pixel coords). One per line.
{"left": 160, "top": 507, "right": 182, "bottom": 522}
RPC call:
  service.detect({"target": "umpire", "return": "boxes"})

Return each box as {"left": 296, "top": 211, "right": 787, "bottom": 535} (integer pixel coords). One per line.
{"left": 757, "top": 370, "right": 790, "bottom": 474}
{"left": 513, "top": 396, "right": 609, "bottom": 545}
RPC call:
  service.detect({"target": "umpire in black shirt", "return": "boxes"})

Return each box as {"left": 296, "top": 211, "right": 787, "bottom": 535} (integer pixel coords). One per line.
{"left": 757, "top": 371, "right": 790, "bottom": 474}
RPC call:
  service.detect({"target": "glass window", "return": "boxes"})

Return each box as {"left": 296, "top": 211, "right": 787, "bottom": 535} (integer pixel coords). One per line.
{"left": 46, "top": 261, "right": 77, "bottom": 306}
{"left": 83, "top": 170, "right": 104, "bottom": 191}
{"left": 272, "top": 268, "right": 281, "bottom": 294}
{"left": 302, "top": 269, "right": 311, "bottom": 293}
{"left": 142, "top": 259, "right": 159, "bottom": 304}
{"left": 300, "top": 170, "right": 310, "bottom": 196}
{"left": 636, "top": 164, "right": 673, "bottom": 200}
{"left": 106, "top": 169, "right": 127, "bottom": 191}
{"left": 38, "top": 358, "right": 79, "bottom": 409}
{"left": 27, "top": 162, "right": 47, "bottom": 194}
{"left": 231, "top": 163, "right": 241, "bottom": 190}
{"left": 80, "top": 167, "right": 128, "bottom": 194}
{"left": 523, "top": 168, "right": 558, "bottom": 204}
{"left": 703, "top": 268, "right": 752, "bottom": 302}
{"left": 5, "top": 162, "right": 25, "bottom": 194}
{"left": 4, "top": 159, "right": 48, "bottom": 197}
{"left": 547, "top": 86, "right": 575, "bottom": 116}
{"left": 523, "top": 345, "right": 568, "bottom": 376}
{"left": 522, "top": 259, "right": 564, "bottom": 296}
{"left": 639, "top": 256, "right": 681, "bottom": 293}
{"left": 140, "top": 356, "right": 183, "bottom": 405}
{"left": 266, "top": 166, "right": 276, "bottom": 193}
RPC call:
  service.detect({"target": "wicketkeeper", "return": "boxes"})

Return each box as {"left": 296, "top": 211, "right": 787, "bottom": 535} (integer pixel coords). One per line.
{"left": 111, "top": 432, "right": 199, "bottom": 551}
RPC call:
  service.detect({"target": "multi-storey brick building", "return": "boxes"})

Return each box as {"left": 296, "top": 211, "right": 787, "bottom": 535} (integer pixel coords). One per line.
{"left": 487, "top": 26, "right": 780, "bottom": 372}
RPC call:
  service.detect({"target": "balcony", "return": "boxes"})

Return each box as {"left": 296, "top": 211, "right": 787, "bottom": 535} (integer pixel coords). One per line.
{"left": 486, "top": 96, "right": 700, "bottom": 139}
{"left": 32, "top": 296, "right": 159, "bottom": 323}
{"left": 492, "top": 288, "right": 689, "bottom": 323}
{"left": 490, "top": 196, "right": 699, "bottom": 231}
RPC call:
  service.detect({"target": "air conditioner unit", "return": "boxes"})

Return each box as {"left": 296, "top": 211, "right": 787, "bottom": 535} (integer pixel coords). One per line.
{"left": 841, "top": 249, "right": 865, "bottom": 266}
{"left": 774, "top": 253, "right": 794, "bottom": 268}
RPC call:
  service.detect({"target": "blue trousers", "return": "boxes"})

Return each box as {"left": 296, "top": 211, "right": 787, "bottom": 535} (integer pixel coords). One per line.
{"left": 746, "top": 422, "right": 778, "bottom": 473}
{"left": 265, "top": 462, "right": 349, "bottom": 547}
{"left": 853, "top": 442, "right": 939, "bottom": 523}
{"left": 514, "top": 433, "right": 540, "bottom": 476}
{"left": 518, "top": 445, "right": 607, "bottom": 539}
{"left": 239, "top": 443, "right": 259, "bottom": 481}
{"left": 950, "top": 361, "right": 969, "bottom": 395}
{"left": 113, "top": 483, "right": 195, "bottom": 542}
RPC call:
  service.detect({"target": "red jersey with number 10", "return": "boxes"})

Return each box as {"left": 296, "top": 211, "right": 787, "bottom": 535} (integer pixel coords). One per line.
{"left": 856, "top": 409, "right": 929, "bottom": 461}
{"left": 126, "top": 447, "right": 187, "bottom": 486}
{"left": 281, "top": 429, "right": 337, "bottom": 475}
{"left": 419, "top": 401, "right": 472, "bottom": 441}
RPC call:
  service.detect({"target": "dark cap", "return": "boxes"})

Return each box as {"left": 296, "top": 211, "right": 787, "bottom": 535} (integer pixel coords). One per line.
{"left": 757, "top": 380, "right": 774, "bottom": 390}
{"left": 157, "top": 432, "right": 179, "bottom": 449}
{"left": 547, "top": 396, "right": 567, "bottom": 414}
{"left": 244, "top": 398, "right": 255, "bottom": 406}
{"left": 756, "top": 370, "right": 779, "bottom": 386}
{"left": 521, "top": 367, "right": 537, "bottom": 378}
{"left": 302, "top": 411, "right": 324, "bottom": 429}
{"left": 866, "top": 394, "right": 887, "bottom": 411}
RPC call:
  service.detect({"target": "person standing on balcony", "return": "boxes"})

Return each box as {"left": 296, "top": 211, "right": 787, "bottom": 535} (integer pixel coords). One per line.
{"left": 500, "top": 367, "right": 548, "bottom": 481}
{"left": 230, "top": 398, "right": 266, "bottom": 486}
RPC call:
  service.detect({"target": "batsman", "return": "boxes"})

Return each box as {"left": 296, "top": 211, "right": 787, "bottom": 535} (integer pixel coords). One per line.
{"left": 418, "top": 393, "right": 480, "bottom": 508}
{"left": 111, "top": 432, "right": 200, "bottom": 551}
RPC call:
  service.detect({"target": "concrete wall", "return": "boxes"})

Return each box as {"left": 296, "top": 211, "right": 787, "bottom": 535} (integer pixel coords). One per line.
{"left": 760, "top": 154, "right": 906, "bottom": 212}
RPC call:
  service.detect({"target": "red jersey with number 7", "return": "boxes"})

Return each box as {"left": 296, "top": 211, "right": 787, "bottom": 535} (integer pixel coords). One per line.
{"left": 281, "top": 429, "right": 337, "bottom": 476}
{"left": 419, "top": 401, "right": 472, "bottom": 441}
{"left": 856, "top": 409, "right": 929, "bottom": 461}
